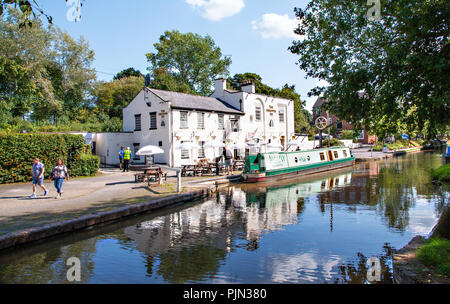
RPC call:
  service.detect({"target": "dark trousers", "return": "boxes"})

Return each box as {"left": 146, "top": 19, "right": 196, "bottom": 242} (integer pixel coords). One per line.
{"left": 123, "top": 159, "right": 130, "bottom": 172}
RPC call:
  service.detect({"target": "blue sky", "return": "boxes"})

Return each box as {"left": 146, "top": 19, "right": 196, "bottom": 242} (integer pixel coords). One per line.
{"left": 37, "top": 0, "right": 319, "bottom": 111}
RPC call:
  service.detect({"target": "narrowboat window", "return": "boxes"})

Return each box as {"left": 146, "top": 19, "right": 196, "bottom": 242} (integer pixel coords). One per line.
{"left": 294, "top": 157, "right": 298, "bottom": 163}
{"left": 307, "top": 155, "right": 310, "bottom": 161}
{"left": 334, "top": 151, "right": 339, "bottom": 159}
{"left": 343, "top": 150, "right": 348, "bottom": 157}
{"left": 319, "top": 152, "right": 325, "bottom": 161}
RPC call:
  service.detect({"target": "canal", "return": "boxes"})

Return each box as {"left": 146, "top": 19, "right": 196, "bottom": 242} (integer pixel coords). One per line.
{"left": 0, "top": 152, "right": 448, "bottom": 284}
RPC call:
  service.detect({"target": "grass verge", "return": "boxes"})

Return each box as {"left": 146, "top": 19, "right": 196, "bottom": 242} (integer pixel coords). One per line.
{"left": 417, "top": 238, "right": 450, "bottom": 277}
{"left": 431, "top": 164, "right": 450, "bottom": 182}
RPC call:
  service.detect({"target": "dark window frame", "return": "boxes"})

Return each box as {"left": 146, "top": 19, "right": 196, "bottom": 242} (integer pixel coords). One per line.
{"left": 149, "top": 112, "right": 157, "bottom": 130}
{"left": 134, "top": 114, "right": 142, "bottom": 131}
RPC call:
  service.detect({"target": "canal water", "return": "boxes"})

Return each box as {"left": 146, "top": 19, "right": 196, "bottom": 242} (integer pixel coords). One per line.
{"left": 0, "top": 152, "right": 448, "bottom": 284}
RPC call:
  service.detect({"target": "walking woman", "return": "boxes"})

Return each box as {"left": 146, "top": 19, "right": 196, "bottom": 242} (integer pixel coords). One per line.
{"left": 51, "top": 158, "right": 69, "bottom": 199}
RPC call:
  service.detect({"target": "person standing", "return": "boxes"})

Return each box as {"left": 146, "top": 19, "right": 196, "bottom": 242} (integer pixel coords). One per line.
{"left": 123, "top": 147, "right": 132, "bottom": 172}
{"left": 118, "top": 146, "right": 124, "bottom": 170}
{"left": 51, "top": 158, "right": 69, "bottom": 199}
{"left": 224, "top": 149, "right": 233, "bottom": 176}
{"left": 29, "top": 158, "right": 48, "bottom": 198}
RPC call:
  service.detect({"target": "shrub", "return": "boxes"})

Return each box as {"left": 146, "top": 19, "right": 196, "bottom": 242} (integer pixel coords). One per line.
{"left": 0, "top": 134, "right": 99, "bottom": 184}
{"left": 322, "top": 138, "right": 344, "bottom": 147}
{"left": 69, "top": 153, "right": 100, "bottom": 177}
{"left": 339, "top": 130, "right": 357, "bottom": 140}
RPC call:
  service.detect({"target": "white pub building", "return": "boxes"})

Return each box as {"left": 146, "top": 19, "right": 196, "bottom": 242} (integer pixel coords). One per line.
{"left": 93, "top": 79, "right": 295, "bottom": 168}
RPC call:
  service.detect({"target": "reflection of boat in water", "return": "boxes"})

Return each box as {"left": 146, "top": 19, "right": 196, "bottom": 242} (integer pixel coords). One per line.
{"left": 242, "top": 147, "right": 355, "bottom": 182}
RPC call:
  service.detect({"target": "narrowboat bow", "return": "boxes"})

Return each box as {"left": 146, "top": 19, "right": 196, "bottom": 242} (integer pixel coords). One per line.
{"left": 242, "top": 147, "right": 355, "bottom": 183}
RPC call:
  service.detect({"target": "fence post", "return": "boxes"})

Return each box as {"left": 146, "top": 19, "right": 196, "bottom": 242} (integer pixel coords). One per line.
{"left": 177, "top": 169, "right": 182, "bottom": 193}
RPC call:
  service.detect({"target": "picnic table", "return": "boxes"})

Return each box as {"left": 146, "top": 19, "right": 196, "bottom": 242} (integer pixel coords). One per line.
{"left": 134, "top": 166, "right": 167, "bottom": 185}
{"left": 181, "top": 162, "right": 223, "bottom": 177}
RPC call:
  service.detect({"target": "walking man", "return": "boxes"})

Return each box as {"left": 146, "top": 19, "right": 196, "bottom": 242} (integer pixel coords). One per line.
{"left": 118, "top": 146, "right": 124, "bottom": 170}
{"left": 123, "top": 147, "right": 132, "bottom": 172}
{"left": 30, "top": 158, "right": 48, "bottom": 198}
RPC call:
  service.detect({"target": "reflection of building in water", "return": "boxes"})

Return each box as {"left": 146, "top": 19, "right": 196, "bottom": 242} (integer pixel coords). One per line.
{"left": 125, "top": 171, "right": 354, "bottom": 257}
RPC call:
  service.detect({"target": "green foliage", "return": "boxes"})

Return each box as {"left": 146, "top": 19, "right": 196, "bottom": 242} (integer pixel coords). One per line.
{"left": 148, "top": 67, "right": 196, "bottom": 94}
{"left": 69, "top": 153, "right": 100, "bottom": 177}
{"left": 431, "top": 164, "right": 450, "bottom": 182}
{"left": 372, "top": 139, "right": 423, "bottom": 151}
{"left": 417, "top": 238, "right": 450, "bottom": 276}
{"left": 339, "top": 130, "right": 357, "bottom": 140}
{"left": 114, "top": 67, "right": 143, "bottom": 80}
{"left": 227, "top": 73, "right": 312, "bottom": 133}
{"left": 0, "top": 7, "right": 96, "bottom": 125}
{"left": 146, "top": 30, "right": 231, "bottom": 95}
{"left": 0, "top": 133, "right": 99, "bottom": 184}
{"left": 290, "top": 0, "right": 450, "bottom": 139}
{"left": 322, "top": 138, "right": 344, "bottom": 147}
{"left": 0, "top": 0, "right": 53, "bottom": 28}
{"left": 93, "top": 76, "right": 144, "bottom": 118}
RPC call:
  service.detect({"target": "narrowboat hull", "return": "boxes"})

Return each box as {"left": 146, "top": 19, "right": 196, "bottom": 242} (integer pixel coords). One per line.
{"left": 242, "top": 147, "right": 355, "bottom": 183}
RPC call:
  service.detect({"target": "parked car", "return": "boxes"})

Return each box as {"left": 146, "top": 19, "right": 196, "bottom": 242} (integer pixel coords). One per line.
{"left": 314, "top": 134, "right": 333, "bottom": 140}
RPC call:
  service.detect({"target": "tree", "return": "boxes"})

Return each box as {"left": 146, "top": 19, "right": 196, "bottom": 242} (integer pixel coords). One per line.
{"left": 228, "top": 73, "right": 311, "bottom": 133}
{"left": 0, "top": 8, "right": 57, "bottom": 123}
{"left": 93, "top": 76, "right": 144, "bottom": 118}
{"left": 0, "top": 7, "right": 96, "bottom": 125}
{"left": 148, "top": 67, "right": 195, "bottom": 94}
{"left": 114, "top": 67, "right": 144, "bottom": 80}
{"left": 146, "top": 30, "right": 231, "bottom": 95}
{"left": 289, "top": 0, "right": 450, "bottom": 139}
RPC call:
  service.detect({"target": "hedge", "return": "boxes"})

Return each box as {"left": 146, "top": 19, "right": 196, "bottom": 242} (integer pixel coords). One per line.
{"left": 0, "top": 134, "right": 100, "bottom": 184}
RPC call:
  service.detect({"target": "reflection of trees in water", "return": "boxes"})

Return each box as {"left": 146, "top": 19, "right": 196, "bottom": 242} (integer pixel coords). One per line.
{"left": 0, "top": 239, "right": 97, "bottom": 284}
{"left": 332, "top": 243, "right": 394, "bottom": 284}
{"left": 314, "top": 153, "right": 448, "bottom": 232}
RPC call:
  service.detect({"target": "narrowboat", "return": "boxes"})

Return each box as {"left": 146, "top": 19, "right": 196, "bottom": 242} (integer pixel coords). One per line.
{"left": 242, "top": 147, "right": 355, "bottom": 183}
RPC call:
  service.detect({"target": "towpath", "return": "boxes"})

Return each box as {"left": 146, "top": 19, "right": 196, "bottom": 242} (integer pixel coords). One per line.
{"left": 0, "top": 168, "right": 239, "bottom": 236}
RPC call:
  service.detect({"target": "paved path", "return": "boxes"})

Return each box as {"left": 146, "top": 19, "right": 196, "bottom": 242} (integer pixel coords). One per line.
{"left": 0, "top": 168, "right": 239, "bottom": 236}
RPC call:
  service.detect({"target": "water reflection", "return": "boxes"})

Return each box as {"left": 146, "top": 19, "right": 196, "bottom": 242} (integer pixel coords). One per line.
{"left": 0, "top": 152, "right": 447, "bottom": 284}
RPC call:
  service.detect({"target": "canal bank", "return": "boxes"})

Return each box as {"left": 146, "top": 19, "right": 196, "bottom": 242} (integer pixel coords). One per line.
{"left": 0, "top": 152, "right": 446, "bottom": 284}
{"left": 0, "top": 169, "right": 242, "bottom": 251}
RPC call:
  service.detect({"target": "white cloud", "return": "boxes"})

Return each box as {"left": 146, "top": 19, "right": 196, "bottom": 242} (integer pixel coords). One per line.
{"left": 251, "top": 13, "right": 298, "bottom": 39}
{"left": 185, "top": 0, "right": 245, "bottom": 22}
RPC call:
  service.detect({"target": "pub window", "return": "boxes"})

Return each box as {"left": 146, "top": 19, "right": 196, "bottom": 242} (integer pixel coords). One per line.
{"left": 197, "top": 112, "right": 205, "bottom": 129}
{"left": 218, "top": 114, "right": 224, "bottom": 130}
{"left": 279, "top": 109, "right": 285, "bottom": 123}
{"left": 180, "top": 111, "right": 188, "bottom": 129}
{"left": 320, "top": 152, "right": 326, "bottom": 161}
{"left": 231, "top": 119, "right": 239, "bottom": 132}
{"left": 255, "top": 106, "right": 262, "bottom": 121}
{"left": 198, "top": 141, "right": 205, "bottom": 158}
{"left": 149, "top": 112, "right": 157, "bottom": 130}
{"left": 336, "top": 121, "right": 343, "bottom": 129}
{"left": 333, "top": 151, "right": 339, "bottom": 159}
{"left": 133, "top": 143, "right": 140, "bottom": 160}
{"left": 134, "top": 114, "right": 141, "bottom": 131}
{"left": 158, "top": 141, "right": 163, "bottom": 147}
{"left": 181, "top": 141, "right": 189, "bottom": 159}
